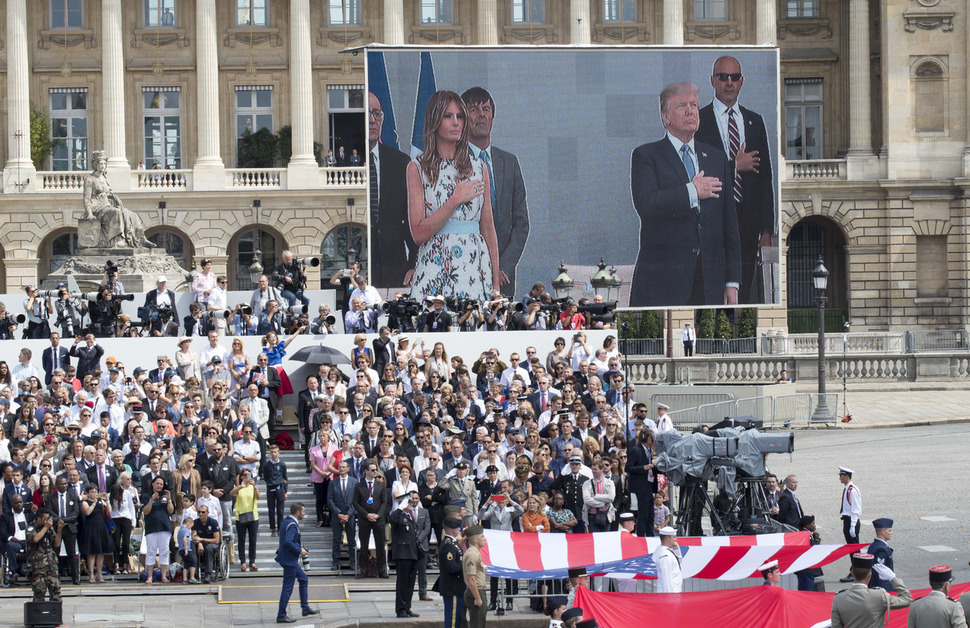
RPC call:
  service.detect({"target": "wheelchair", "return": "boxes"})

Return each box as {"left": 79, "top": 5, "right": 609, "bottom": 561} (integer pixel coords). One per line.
{"left": 0, "top": 542, "right": 28, "bottom": 588}
{"left": 212, "top": 534, "right": 230, "bottom": 582}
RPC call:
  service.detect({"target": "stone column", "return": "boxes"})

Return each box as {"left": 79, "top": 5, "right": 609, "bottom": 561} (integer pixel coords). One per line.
{"left": 663, "top": 0, "right": 684, "bottom": 45}
{"left": 193, "top": 0, "right": 225, "bottom": 190}
{"left": 384, "top": 0, "right": 405, "bottom": 45}
{"left": 755, "top": 0, "right": 776, "bottom": 45}
{"left": 102, "top": 0, "right": 130, "bottom": 185}
{"left": 478, "top": 0, "right": 498, "bottom": 45}
{"left": 3, "top": 0, "right": 36, "bottom": 193}
{"left": 846, "top": 0, "right": 873, "bottom": 157}
{"left": 569, "top": 0, "right": 591, "bottom": 44}
{"left": 288, "top": 0, "right": 318, "bottom": 187}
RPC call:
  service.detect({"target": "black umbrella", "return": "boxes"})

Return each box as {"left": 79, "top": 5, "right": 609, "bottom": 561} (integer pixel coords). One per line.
{"left": 289, "top": 344, "right": 351, "bottom": 366}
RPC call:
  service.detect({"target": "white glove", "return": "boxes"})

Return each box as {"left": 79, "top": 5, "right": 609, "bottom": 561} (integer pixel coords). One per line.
{"left": 872, "top": 563, "right": 896, "bottom": 581}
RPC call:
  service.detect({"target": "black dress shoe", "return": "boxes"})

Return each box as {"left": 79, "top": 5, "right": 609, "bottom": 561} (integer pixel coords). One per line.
{"left": 302, "top": 608, "right": 320, "bottom": 617}
{"left": 488, "top": 602, "right": 497, "bottom": 611}
{"left": 396, "top": 612, "right": 408, "bottom": 618}
{"left": 839, "top": 575, "right": 854, "bottom": 583}
{"left": 406, "top": 611, "right": 420, "bottom": 617}
{"left": 277, "top": 617, "right": 297, "bottom": 624}
{"left": 496, "top": 608, "right": 505, "bottom": 616}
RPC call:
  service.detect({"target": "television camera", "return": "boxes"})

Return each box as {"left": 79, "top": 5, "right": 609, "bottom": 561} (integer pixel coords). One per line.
{"left": 654, "top": 423, "right": 794, "bottom": 536}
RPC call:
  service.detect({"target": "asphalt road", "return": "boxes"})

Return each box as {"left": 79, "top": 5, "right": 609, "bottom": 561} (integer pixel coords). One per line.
{"left": 765, "top": 422, "right": 970, "bottom": 588}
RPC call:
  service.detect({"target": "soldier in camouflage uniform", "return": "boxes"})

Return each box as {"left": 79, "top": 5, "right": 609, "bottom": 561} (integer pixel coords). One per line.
{"left": 26, "top": 508, "right": 64, "bottom": 602}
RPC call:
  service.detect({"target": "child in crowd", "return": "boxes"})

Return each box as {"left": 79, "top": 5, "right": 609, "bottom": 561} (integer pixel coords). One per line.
{"left": 177, "top": 516, "right": 199, "bottom": 584}
{"left": 652, "top": 492, "right": 671, "bottom": 533}
{"left": 261, "top": 443, "right": 288, "bottom": 536}
{"left": 196, "top": 481, "right": 222, "bottom": 530}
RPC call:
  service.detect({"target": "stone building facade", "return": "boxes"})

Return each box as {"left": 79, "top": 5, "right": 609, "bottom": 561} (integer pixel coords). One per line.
{"left": 0, "top": 0, "right": 965, "bottom": 332}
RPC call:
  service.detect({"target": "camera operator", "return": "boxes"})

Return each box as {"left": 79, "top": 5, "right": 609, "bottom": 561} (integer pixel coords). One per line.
{"left": 143, "top": 275, "right": 179, "bottom": 337}
{"left": 102, "top": 263, "right": 125, "bottom": 296}
{"left": 457, "top": 300, "right": 483, "bottom": 332}
{"left": 349, "top": 274, "right": 382, "bottom": 310}
{"left": 207, "top": 275, "right": 230, "bottom": 336}
{"left": 286, "top": 313, "right": 310, "bottom": 336}
{"left": 0, "top": 302, "right": 15, "bottom": 340}
{"left": 232, "top": 303, "right": 258, "bottom": 336}
{"left": 421, "top": 296, "right": 452, "bottom": 333}
{"left": 508, "top": 298, "right": 542, "bottom": 331}
{"left": 89, "top": 286, "right": 119, "bottom": 338}
{"left": 309, "top": 305, "right": 334, "bottom": 335}
{"left": 383, "top": 294, "right": 420, "bottom": 333}
{"left": 53, "top": 285, "right": 86, "bottom": 338}
{"left": 184, "top": 302, "right": 212, "bottom": 337}
{"left": 484, "top": 291, "right": 509, "bottom": 332}
{"left": 257, "top": 299, "right": 286, "bottom": 335}
{"left": 23, "top": 285, "right": 52, "bottom": 339}
{"left": 328, "top": 261, "right": 360, "bottom": 313}
{"left": 344, "top": 297, "right": 378, "bottom": 335}
{"left": 273, "top": 251, "right": 310, "bottom": 308}
{"left": 250, "top": 274, "right": 283, "bottom": 319}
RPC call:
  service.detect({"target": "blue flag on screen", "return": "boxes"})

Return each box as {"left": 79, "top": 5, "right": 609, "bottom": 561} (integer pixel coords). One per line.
{"left": 411, "top": 51, "right": 437, "bottom": 158}
{"left": 367, "top": 51, "right": 399, "bottom": 150}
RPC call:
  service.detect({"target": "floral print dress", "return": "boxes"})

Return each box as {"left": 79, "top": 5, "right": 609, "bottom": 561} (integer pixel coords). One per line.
{"left": 409, "top": 156, "right": 492, "bottom": 302}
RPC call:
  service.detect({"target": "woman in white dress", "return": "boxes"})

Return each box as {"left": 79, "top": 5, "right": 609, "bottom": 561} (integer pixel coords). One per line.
{"left": 407, "top": 91, "right": 500, "bottom": 303}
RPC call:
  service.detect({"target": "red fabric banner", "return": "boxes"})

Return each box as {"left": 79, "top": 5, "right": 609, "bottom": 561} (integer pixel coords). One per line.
{"left": 573, "top": 582, "right": 970, "bottom": 628}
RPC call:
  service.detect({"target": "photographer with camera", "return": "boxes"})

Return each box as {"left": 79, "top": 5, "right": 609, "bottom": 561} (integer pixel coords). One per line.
{"left": 51, "top": 284, "right": 86, "bottom": 339}
{"left": 232, "top": 303, "right": 258, "bottom": 336}
{"left": 257, "top": 300, "right": 286, "bottom": 336}
{"left": 484, "top": 291, "right": 508, "bottom": 331}
{"left": 328, "top": 261, "right": 360, "bottom": 313}
{"left": 0, "top": 301, "right": 17, "bottom": 340}
{"left": 142, "top": 275, "right": 179, "bottom": 337}
{"left": 421, "top": 296, "right": 452, "bottom": 333}
{"left": 250, "top": 274, "right": 284, "bottom": 319}
{"left": 207, "top": 275, "right": 230, "bottom": 336}
{"left": 309, "top": 305, "right": 335, "bottom": 335}
{"left": 102, "top": 262, "right": 125, "bottom": 296}
{"left": 273, "top": 251, "right": 312, "bottom": 309}
{"left": 23, "top": 285, "right": 52, "bottom": 340}
{"left": 89, "top": 285, "right": 120, "bottom": 338}
{"left": 457, "top": 300, "right": 483, "bottom": 332}
{"left": 344, "top": 297, "right": 379, "bottom": 335}
{"left": 383, "top": 294, "right": 421, "bottom": 333}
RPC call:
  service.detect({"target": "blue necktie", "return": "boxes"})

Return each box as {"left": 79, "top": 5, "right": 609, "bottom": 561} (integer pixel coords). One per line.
{"left": 480, "top": 149, "right": 497, "bottom": 210}
{"left": 680, "top": 144, "right": 696, "bottom": 180}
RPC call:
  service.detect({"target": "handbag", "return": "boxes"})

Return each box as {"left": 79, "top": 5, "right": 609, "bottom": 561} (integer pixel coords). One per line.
{"left": 238, "top": 511, "right": 255, "bottom": 524}
{"left": 591, "top": 511, "right": 609, "bottom": 529}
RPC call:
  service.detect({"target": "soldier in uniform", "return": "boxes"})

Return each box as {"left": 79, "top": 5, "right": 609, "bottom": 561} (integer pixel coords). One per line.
{"left": 462, "top": 523, "right": 488, "bottom": 628}
{"left": 26, "top": 508, "right": 64, "bottom": 603}
{"left": 868, "top": 518, "right": 895, "bottom": 592}
{"left": 831, "top": 552, "right": 912, "bottom": 628}
{"left": 437, "top": 463, "right": 478, "bottom": 527}
{"left": 908, "top": 565, "right": 967, "bottom": 628}
{"left": 552, "top": 455, "right": 589, "bottom": 533}
{"left": 437, "top": 516, "right": 466, "bottom": 628}
{"left": 759, "top": 559, "right": 781, "bottom": 586}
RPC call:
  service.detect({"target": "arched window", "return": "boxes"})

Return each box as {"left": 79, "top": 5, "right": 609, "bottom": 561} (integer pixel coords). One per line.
{"left": 147, "top": 229, "right": 193, "bottom": 272}
{"left": 320, "top": 223, "right": 366, "bottom": 288}
{"left": 230, "top": 228, "right": 281, "bottom": 291}
{"left": 44, "top": 230, "right": 80, "bottom": 280}
{"left": 786, "top": 217, "right": 847, "bottom": 333}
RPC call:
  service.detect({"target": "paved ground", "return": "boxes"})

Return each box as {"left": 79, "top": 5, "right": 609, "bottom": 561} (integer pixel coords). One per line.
{"left": 793, "top": 382, "right": 970, "bottom": 429}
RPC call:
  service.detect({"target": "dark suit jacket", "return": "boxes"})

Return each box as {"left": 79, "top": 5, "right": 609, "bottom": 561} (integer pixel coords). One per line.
{"left": 0, "top": 509, "right": 33, "bottom": 543}
{"left": 372, "top": 336, "right": 395, "bottom": 378}
{"left": 625, "top": 443, "right": 658, "bottom": 495}
{"left": 776, "top": 488, "right": 803, "bottom": 528}
{"left": 352, "top": 478, "right": 389, "bottom": 524}
{"left": 2, "top": 483, "right": 31, "bottom": 515}
{"left": 297, "top": 388, "right": 318, "bottom": 433}
{"left": 487, "top": 146, "right": 530, "bottom": 296}
{"left": 696, "top": 103, "right": 775, "bottom": 244}
{"left": 42, "top": 346, "right": 71, "bottom": 385}
{"left": 389, "top": 507, "right": 421, "bottom": 560}
{"left": 68, "top": 343, "right": 104, "bottom": 380}
{"left": 85, "top": 464, "right": 118, "bottom": 493}
{"left": 143, "top": 288, "right": 179, "bottom": 320}
{"left": 372, "top": 143, "right": 415, "bottom": 288}
{"left": 43, "top": 490, "right": 80, "bottom": 533}
{"left": 629, "top": 136, "right": 741, "bottom": 307}
{"left": 327, "top": 475, "right": 358, "bottom": 516}
{"left": 276, "top": 514, "right": 303, "bottom": 567}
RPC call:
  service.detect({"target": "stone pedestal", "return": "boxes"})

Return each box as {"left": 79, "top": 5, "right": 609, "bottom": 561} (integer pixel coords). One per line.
{"left": 42, "top": 249, "right": 189, "bottom": 293}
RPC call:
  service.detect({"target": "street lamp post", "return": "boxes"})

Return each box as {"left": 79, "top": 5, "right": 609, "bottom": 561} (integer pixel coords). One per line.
{"left": 810, "top": 255, "right": 836, "bottom": 424}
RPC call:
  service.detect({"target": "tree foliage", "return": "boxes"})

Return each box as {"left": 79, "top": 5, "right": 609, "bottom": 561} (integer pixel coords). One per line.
{"left": 236, "top": 127, "right": 278, "bottom": 168}
{"left": 30, "top": 102, "right": 60, "bottom": 170}
{"left": 697, "top": 309, "right": 715, "bottom": 339}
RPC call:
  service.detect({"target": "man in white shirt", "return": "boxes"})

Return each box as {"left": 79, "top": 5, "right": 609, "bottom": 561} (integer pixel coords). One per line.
{"left": 681, "top": 322, "right": 696, "bottom": 357}
{"left": 198, "top": 331, "right": 229, "bottom": 387}
{"left": 11, "top": 349, "right": 40, "bottom": 388}
{"left": 499, "top": 353, "right": 529, "bottom": 389}
{"left": 653, "top": 526, "right": 683, "bottom": 592}
{"left": 349, "top": 275, "right": 383, "bottom": 309}
{"left": 233, "top": 427, "right": 261, "bottom": 479}
{"left": 655, "top": 403, "right": 674, "bottom": 433}
{"left": 207, "top": 275, "right": 230, "bottom": 336}
{"left": 94, "top": 389, "right": 126, "bottom": 433}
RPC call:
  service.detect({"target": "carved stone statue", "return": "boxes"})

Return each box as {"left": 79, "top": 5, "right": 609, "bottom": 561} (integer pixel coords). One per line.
{"left": 81, "top": 150, "right": 154, "bottom": 249}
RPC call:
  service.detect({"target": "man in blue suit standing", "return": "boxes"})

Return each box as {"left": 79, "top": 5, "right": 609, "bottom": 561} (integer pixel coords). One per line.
{"left": 629, "top": 82, "right": 741, "bottom": 307}
{"left": 327, "top": 460, "right": 358, "bottom": 573}
{"left": 275, "top": 502, "right": 320, "bottom": 623}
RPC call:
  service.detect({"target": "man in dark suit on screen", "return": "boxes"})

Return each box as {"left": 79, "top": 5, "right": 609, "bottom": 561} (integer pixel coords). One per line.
{"left": 368, "top": 92, "right": 416, "bottom": 289}
{"left": 462, "top": 87, "right": 530, "bottom": 297}
{"left": 629, "top": 82, "right": 741, "bottom": 307}
{"left": 695, "top": 56, "right": 776, "bottom": 304}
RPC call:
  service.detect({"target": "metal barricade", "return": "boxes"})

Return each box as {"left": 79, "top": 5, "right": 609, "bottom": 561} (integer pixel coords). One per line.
{"left": 664, "top": 407, "right": 699, "bottom": 429}
{"left": 697, "top": 400, "right": 740, "bottom": 425}
{"left": 807, "top": 393, "right": 841, "bottom": 428}
{"left": 773, "top": 393, "right": 814, "bottom": 428}
{"left": 736, "top": 396, "right": 775, "bottom": 428}
{"left": 906, "top": 329, "right": 969, "bottom": 353}
{"left": 650, "top": 392, "right": 735, "bottom": 412}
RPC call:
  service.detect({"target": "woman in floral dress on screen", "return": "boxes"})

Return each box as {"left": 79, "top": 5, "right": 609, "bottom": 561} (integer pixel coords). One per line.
{"left": 407, "top": 90, "right": 500, "bottom": 303}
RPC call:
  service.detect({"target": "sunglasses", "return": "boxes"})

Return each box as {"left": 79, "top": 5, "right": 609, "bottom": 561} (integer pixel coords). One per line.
{"left": 714, "top": 72, "right": 743, "bottom": 82}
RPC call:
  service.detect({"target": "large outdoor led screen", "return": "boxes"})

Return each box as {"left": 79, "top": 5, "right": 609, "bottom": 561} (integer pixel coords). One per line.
{"left": 365, "top": 46, "right": 780, "bottom": 309}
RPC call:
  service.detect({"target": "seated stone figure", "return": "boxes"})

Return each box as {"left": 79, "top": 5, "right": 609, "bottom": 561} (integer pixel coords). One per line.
{"left": 82, "top": 150, "right": 154, "bottom": 249}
